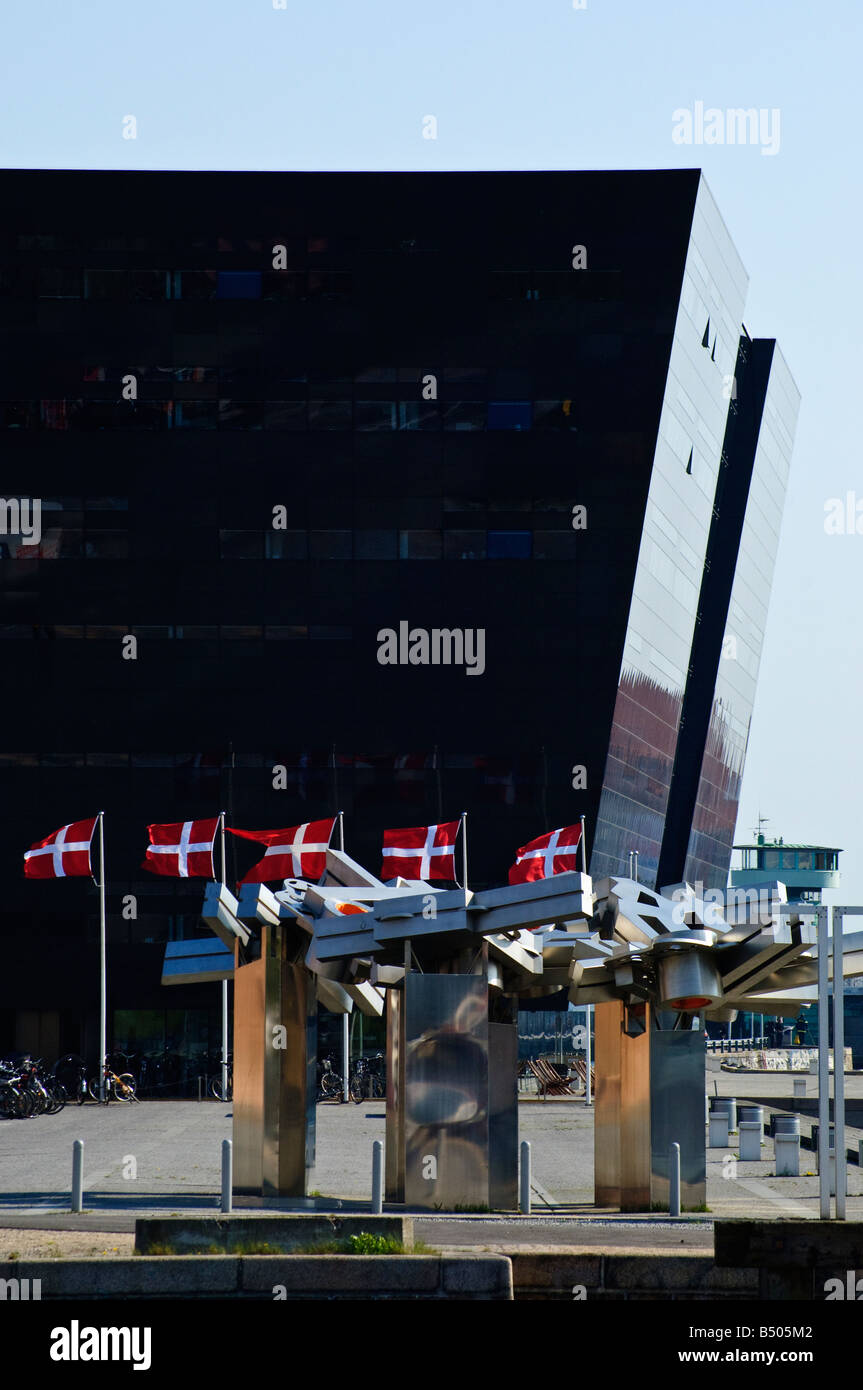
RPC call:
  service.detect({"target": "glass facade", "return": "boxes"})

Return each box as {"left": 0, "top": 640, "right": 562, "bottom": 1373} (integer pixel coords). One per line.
{"left": 0, "top": 169, "right": 795, "bottom": 1055}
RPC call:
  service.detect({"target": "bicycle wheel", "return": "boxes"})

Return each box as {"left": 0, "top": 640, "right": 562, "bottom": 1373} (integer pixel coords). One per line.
{"left": 115, "top": 1073, "right": 137, "bottom": 1102}
{"left": 349, "top": 1074, "right": 363, "bottom": 1104}
{"left": 320, "top": 1073, "right": 341, "bottom": 1101}
{"left": 371, "top": 1076, "right": 385, "bottom": 1099}
{"left": 88, "top": 1076, "right": 107, "bottom": 1102}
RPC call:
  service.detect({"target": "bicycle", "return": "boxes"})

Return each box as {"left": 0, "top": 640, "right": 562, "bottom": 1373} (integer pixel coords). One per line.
{"left": 317, "top": 1056, "right": 344, "bottom": 1102}
{"left": 88, "top": 1062, "right": 139, "bottom": 1103}
{"left": 349, "top": 1053, "right": 385, "bottom": 1103}
{"left": 53, "top": 1053, "right": 89, "bottom": 1105}
{"left": 209, "top": 1057, "right": 233, "bottom": 1101}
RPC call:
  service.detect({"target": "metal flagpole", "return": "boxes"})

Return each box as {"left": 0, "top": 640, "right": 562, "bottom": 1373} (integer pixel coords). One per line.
{"left": 585, "top": 1006, "right": 592, "bottom": 1107}
{"left": 219, "top": 811, "right": 228, "bottom": 1103}
{"left": 579, "top": 815, "right": 587, "bottom": 874}
{"left": 460, "top": 811, "right": 468, "bottom": 892}
{"left": 338, "top": 810, "right": 345, "bottom": 852}
{"left": 98, "top": 811, "right": 107, "bottom": 1104}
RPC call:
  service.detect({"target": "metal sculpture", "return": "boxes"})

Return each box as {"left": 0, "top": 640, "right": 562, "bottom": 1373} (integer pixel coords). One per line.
{"left": 199, "top": 855, "right": 863, "bottom": 1210}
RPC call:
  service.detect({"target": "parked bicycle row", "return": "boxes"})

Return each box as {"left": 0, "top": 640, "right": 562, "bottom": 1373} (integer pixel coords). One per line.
{"left": 317, "top": 1052, "right": 386, "bottom": 1103}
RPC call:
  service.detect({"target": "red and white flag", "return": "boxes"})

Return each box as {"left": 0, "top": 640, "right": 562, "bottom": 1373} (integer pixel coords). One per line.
{"left": 380, "top": 821, "right": 459, "bottom": 881}
{"left": 508, "top": 824, "right": 582, "bottom": 885}
{"left": 227, "top": 818, "right": 335, "bottom": 883}
{"left": 143, "top": 818, "right": 218, "bottom": 878}
{"left": 24, "top": 817, "right": 96, "bottom": 879}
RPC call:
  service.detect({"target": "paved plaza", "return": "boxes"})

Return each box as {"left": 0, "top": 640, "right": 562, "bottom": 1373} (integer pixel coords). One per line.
{"left": 1, "top": 1058, "right": 862, "bottom": 1256}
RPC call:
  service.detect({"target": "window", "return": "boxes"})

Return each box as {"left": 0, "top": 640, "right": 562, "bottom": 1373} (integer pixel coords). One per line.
{"left": 443, "top": 402, "right": 484, "bottom": 431}
{"left": 399, "top": 402, "right": 439, "bottom": 431}
{"left": 355, "top": 530, "right": 397, "bottom": 559}
{"left": 488, "top": 530, "right": 531, "bottom": 559}
{"left": 37, "top": 268, "right": 81, "bottom": 298}
{"left": 219, "top": 531, "right": 263, "bottom": 559}
{"left": 216, "top": 271, "right": 262, "bottom": 300}
{"left": 399, "top": 530, "right": 442, "bottom": 560}
{"left": 355, "top": 401, "right": 396, "bottom": 431}
{"left": 309, "top": 400, "right": 351, "bottom": 430}
{"left": 309, "top": 531, "right": 351, "bottom": 560}
{"left": 265, "top": 531, "right": 307, "bottom": 560}
{"left": 487, "top": 401, "right": 532, "bottom": 431}
{"left": 444, "top": 530, "right": 486, "bottom": 560}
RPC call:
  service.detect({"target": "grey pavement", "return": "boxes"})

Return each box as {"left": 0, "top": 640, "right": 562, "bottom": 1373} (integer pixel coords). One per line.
{"left": 2, "top": 1057, "right": 862, "bottom": 1237}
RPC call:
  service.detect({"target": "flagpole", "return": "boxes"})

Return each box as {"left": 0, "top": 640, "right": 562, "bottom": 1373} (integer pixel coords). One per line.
{"left": 98, "top": 811, "right": 107, "bottom": 1104}
{"left": 579, "top": 815, "right": 587, "bottom": 875}
{"left": 461, "top": 811, "right": 468, "bottom": 892}
{"left": 338, "top": 810, "right": 345, "bottom": 852}
{"left": 218, "top": 811, "right": 228, "bottom": 1102}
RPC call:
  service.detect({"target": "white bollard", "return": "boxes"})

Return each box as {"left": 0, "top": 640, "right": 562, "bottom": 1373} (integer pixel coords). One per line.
{"left": 71, "top": 1139, "right": 84, "bottom": 1213}
{"left": 739, "top": 1121, "right": 762, "bottom": 1162}
{"left": 774, "top": 1133, "right": 800, "bottom": 1177}
{"left": 220, "top": 1138, "right": 232, "bottom": 1213}
{"left": 371, "top": 1139, "right": 383, "bottom": 1214}
{"left": 708, "top": 1114, "right": 729, "bottom": 1148}
{"left": 669, "top": 1142, "right": 681, "bottom": 1217}
{"left": 520, "top": 1140, "right": 531, "bottom": 1214}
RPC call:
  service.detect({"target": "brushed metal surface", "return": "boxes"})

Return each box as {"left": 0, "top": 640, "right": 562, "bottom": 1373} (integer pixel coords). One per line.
{"left": 232, "top": 937, "right": 266, "bottom": 1195}
{"left": 650, "top": 1020, "right": 706, "bottom": 1208}
{"left": 489, "top": 1020, "right": 518, "bottom": 1210}
{"left": 404, "top": 973, "right": 489, "bottom": 1210}
{"left": 385, "top": 987, "right": 405, "bottom": 1202}
{"left": 594, "top": 998, "right": 651, "bottom": 1209}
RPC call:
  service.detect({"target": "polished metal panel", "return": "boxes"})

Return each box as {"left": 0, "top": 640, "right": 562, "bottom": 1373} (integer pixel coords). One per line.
{"left": 385, "top": 987, "right": 405, "bottom": 1202}
{"left": 232, "top": 936, "right": 267, "bottom": 1195}
{"left": 488, "top": 1021, "right": 518, "bottom": 1210}
{"left": 404, "top": 974, "right": 489, "bottom": 1210}
{"left": 594, "top": 999, "right": 651, "bottom": 1209}
{"left": 161, "top": 937, "right": 233, "bottom": 985}
{"left": 650, "top": 1019, "right": 706, "bottom": 1208}
{"left": 656, "top": 949, "right": 723, "bottom": 1009}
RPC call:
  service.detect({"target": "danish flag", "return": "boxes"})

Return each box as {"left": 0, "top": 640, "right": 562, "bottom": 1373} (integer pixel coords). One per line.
{"left": 227, "top": 818, "right": 335, "bottom": 883}
{"left": 508, "top": 824, "right": 582, "bottom": 885}
{"left": 143, "top": 818, "right": 218, "bottom": 878}
{"left": 380, "top": 821, "right": 459, "bottom": 881}
{"left": 24, "top": 818, "right": 97, "bottom": 879}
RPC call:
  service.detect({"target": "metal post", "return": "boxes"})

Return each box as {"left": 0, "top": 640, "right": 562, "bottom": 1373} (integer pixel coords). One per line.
{"left": 221, "top": 978, "right": 229, "bottom": 1102}
{"left": 342, "top": 1012, "right": 350, "bottom": 1103}
{"left": 669, "top": 1142, "right": 681, "bottom": 1217}
{"left": 198, "top": 1075, "right": 203, "bottom": 1102}
{"left": 585, "top": 1005, "right": 592, "bottom": 1106}
{"left": 520, "top": 1140, "right": 531, "bottom": 1214}
{"left": 634, "top": 850, "right": 639, "bottom": 882}
{"left": 338, "top": 810, "right": 345, "bottom": 852}
{"left": 833, "top": 907, "right": 846, "bottom": 1219}
{"left": 817, "top": 904, "right": 830, "bottom": 1218}
{"left": 71, "top": 1139, "right": 84, "bottom": 1213}
{"left": 97, "top": 812, "right": 107, "bottom": 1105}
{"left": 579, "top": 815, "right": 587, "bottom": 874}
{"left": 460, "top": 811, "right": 468, "bottom": 892}
{"left": 371, "top": 1139, "right": 383, "bottom": 1214}
{"left": 221, "top": 1138, "right": 233, "bottom": 1213}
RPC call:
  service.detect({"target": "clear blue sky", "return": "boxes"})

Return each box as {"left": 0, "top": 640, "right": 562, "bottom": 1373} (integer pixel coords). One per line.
{"left": 2, "top": 0, "right": 860, "bottom": 901}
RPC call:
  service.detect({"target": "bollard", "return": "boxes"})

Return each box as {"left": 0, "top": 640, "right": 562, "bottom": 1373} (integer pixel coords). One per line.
{"left": 774, "top": 1132, "right": 800, "bottom": 1177}
{"left": 371, "top": 1139, "right": 383, "bottom": 1214}
{"left": 71, "top": 1139, "right": 84, "bottom": 1213}
{"left": 793, "top": 1077, "right": 806, "bottom": 1098}
{"left": 708, "top": 1113, "right": 729, "bottom": 1148}
{"left": 739, "top": 1120, "right": 762, "bottom": 1162}
{"left": 220, "top": 1138, "right": 232, "bottom": 1214}
{"left": 669, "top": 1142, "right": 681, "bottom": 1217}
{"left": 520, "top": 1140, "right": 531, "bottom": 1215}
{"left": 711, "top": 1097, "right": 737, "bottom": 1133}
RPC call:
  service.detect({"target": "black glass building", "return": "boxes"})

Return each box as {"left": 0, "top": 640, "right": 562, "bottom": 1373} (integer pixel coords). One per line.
{"left": 0, "top": 169, "right": 798, "bottom": 1065}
